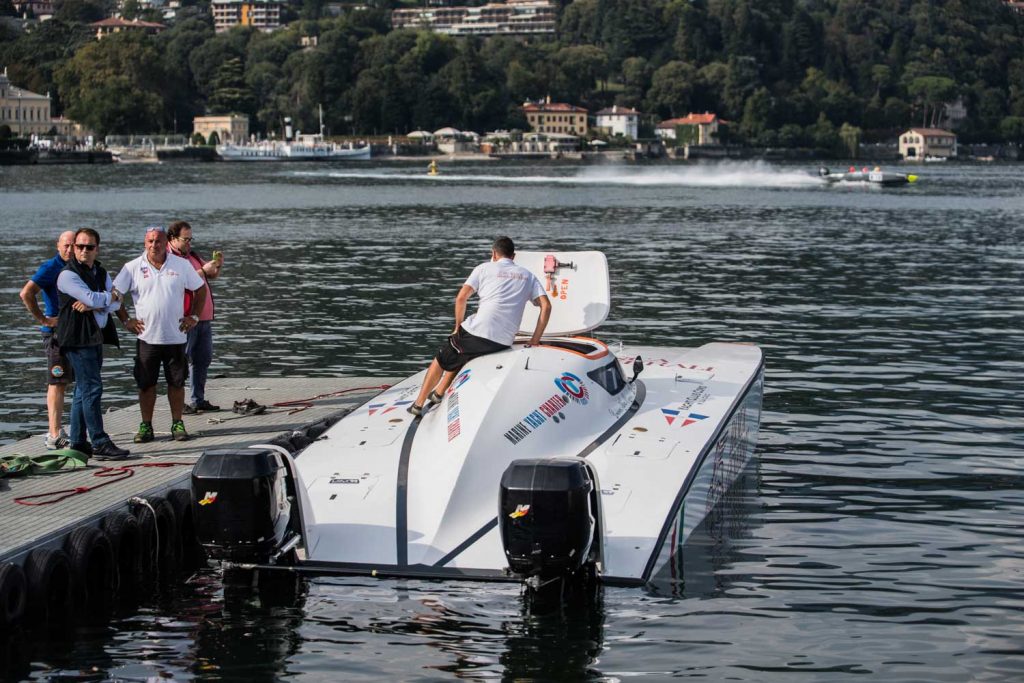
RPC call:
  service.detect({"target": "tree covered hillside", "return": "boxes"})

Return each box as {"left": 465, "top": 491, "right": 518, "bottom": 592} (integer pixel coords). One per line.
{"left": 2, "top": 0, "right": 1022, "bottom": 143}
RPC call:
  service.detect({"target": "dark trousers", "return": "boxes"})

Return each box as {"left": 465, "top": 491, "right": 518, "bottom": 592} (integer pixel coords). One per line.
{"left": 186, "top": 320, "right": 213, "bottom": 404}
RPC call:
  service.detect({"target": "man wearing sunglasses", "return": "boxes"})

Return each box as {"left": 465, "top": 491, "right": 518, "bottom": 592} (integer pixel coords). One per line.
{"left": 113, "top": 225, "right": 206, "bottom": 443}
{"left": 55, "top": 228, "right": 131, "bottom": 459}
{"left": 20, "top": 230, "right": 75, "bottom": 450}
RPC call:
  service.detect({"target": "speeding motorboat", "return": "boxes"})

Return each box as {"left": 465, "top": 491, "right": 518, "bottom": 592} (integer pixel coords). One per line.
{"left": 191, "top": 252, "right": 763, "bottom": 590}
{"left": 818, "top": 166, "right": 918, "bottom": 186}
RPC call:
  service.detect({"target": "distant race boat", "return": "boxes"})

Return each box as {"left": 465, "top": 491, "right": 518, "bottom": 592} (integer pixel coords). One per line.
{"left": 818, "top": 166, "right": 918, "bottom": 187}
{"left": 217, "top": 137, "right": 371, "bottom": 162}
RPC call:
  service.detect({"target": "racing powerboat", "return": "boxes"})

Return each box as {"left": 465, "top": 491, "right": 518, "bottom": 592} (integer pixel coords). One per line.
{"left": 192, "top": 252, "right": 763, "bottom": 590}
{"left": 818, "top": 166, "right": 918, "bottom": 186}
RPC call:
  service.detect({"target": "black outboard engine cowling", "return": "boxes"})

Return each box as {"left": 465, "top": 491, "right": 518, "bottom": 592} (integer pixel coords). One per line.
{"left": 500, "top": 458, "right": 596, "bottom": 580}
{"left": 191, "top": 448, "right": 292, "bottom": 563}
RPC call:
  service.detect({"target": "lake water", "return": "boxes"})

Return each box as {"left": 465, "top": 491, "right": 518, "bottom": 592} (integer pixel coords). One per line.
{"left": 1, "top": 159, "right": 1022, "bottom": 681}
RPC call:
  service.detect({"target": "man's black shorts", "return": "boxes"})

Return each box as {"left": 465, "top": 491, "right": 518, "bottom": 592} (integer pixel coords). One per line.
{"left": 43, "top": 333, "right": 73, "bottom": 386}
{"left": 435, "top": 327, "right": 508, "bottom": 372}
{"left": 134, "top": 340, "right": 188, "bottom": 389}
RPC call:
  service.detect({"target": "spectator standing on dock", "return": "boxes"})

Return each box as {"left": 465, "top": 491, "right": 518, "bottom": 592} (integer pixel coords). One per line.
{"left": 408, "top": 236, "right": 551, "bottom": 416}
{"left": 167, "top": 220, "right": 224, "bottom": 414}
{"left": 113, "top": 225, "right": 206, "bottom": 443}
{"left": 19, "top": 230, "right": 75, "bottom": 450}
{"left": 55, "top": 228, "right": 130, "bottom": 459}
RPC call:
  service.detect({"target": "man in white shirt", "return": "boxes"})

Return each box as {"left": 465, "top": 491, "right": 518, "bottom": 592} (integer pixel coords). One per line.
{"left": 409, "top": 236, "right": 551, "bottom": 416}
{"left": 113, "top": 226, "right": 206, "bottom": 443}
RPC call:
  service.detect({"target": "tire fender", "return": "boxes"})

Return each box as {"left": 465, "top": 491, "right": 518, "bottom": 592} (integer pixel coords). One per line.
{"left": 23, "top": 548, "right": 72, "bottom": 625}
{"left": 64, "top": 525, "right": 116, "bottom": 615}
{"left": 102, "top": 510, "right": 142, "bottom": 594}
{"left": 0, "top": 562, "right": 28, "bottom": 628}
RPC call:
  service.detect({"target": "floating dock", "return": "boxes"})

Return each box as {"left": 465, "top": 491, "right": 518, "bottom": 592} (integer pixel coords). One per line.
{"left": 0, "top": 376, "right": 396, "bottom": 566}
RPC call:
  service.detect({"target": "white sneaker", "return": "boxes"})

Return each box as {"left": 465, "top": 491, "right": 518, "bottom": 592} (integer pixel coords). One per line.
{"left": 45, "top": 429, "right": 70, "bottom": 450}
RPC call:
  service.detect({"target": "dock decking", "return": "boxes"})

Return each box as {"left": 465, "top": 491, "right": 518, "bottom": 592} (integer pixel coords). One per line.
{"left": 0, "top": 376, "right": 397, "bottom": 564}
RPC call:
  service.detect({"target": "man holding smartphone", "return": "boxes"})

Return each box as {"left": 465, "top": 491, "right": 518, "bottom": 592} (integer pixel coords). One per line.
{"left": 167, "top": 220, "right": 224, "bottom": 414}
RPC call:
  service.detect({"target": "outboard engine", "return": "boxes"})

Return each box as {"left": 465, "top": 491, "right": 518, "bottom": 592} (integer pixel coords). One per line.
{"left": 191, "top": 448, "right": 292, "bottom": 563}
{"left": 500, "top": 458, "right": 597, "bottom": 586}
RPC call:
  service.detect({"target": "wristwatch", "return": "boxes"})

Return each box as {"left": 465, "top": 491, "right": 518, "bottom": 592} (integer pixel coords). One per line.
{"left": 188, "top": 314, "right": 199, "bottom": 322}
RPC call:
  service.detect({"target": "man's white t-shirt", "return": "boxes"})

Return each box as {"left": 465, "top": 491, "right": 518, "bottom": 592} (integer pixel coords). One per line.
{"left": 113, "top": 251, "right": 205, "bottom": 345}
{"left": 461, "top": 258, "right": 546, "bottom": 346}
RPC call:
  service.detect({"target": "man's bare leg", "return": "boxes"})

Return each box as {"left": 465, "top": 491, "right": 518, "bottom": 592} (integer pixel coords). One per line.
{"left": 413, "top": 359, "right": 445, "bottom": 409}
{"left": 168, "top": 385, "right": 185, "bottom": 421}
{"left": 432, "top": 370, "right": 458, "bottom": 398}
{"left": 47, "top": 383, "right": 65, "bottom": 437}
{"left": 140, "top": 386, "right": 158, "bottom": 423}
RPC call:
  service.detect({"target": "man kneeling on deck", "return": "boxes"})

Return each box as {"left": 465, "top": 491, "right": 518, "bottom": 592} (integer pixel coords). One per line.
{"left": 409, "top": 236, "right": 551, "bottom": 416}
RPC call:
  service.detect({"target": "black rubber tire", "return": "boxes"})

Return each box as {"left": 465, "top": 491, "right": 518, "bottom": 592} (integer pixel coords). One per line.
{"left": 289, "top": 431, "right": 312, "bottom": 452}
{"left": 0, "top": 562, "right": 28, "bottom": 629}
{"left": 166, "top": 488, "right": 205, "bottom": 570}
{"left": 23, "top": 548, "right": 72, "bottom": 625}
{"left": 305, "top": 419, "right": 329, "bottom": 440}
{"left": 147, "top": 496, "right": 180, "bottom": 574}
{"left": 101, "top": 510, "right": 142, "bottom": 595}
{"left": 64, "top": 525, "right": 116, "bottom": 618}
{"left": 132, "top": 501, "right": 158, "bottom": 580}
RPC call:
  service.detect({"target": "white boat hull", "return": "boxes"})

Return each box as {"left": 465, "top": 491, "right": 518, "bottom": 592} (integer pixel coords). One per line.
{"left": 289, "top": 340, "right": 762, "bottom": 585}
{"left": 216, "top": 143, "right": 371, "bottom": 161}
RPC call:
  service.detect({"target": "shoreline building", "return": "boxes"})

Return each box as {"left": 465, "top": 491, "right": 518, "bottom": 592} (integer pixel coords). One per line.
{"left": 89, "top": 17, "right": 167, "bottom": 40}
{"left": 211, "top": 0, "right": 283, "bottom": 33}
{"left": 523, "top": 98, "right": 588, "bottom": 136}
{"left": 899, "top": 128, "right": 957, "bottom": 160}
{"left": 0, "top": 68, "right": 53, "bottom": 136}
{"left": 391, "top": 0, "right": 556, "bottom": 36}
{"left": 595, "top": 105, "right": 640, "bottom": 139}
{"left": 655, "top": 112, "right": 721, "bottom": 146}
{"left": 193, "top": 114, "right": 250, "bottom": 144}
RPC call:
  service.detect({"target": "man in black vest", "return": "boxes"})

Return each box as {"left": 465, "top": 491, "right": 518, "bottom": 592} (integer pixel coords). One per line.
{"left": 55, "top": 228, "right": 130, "bottom": 459}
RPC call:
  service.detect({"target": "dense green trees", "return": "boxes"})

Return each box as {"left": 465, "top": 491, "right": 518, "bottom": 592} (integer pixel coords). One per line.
{"left": 1, "top": 0, "right": 1021, "bottom": 144}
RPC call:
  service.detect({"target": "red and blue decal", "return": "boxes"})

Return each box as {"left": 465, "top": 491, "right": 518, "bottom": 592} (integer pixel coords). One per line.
{"left": 554, "top": 372, "right": 589, "bottom": 405}
{"left": 451, "top": 368, "right": 472, "bottom": 393}
{"left": 662, "top": 408, "right": 708, "bottom": 427}
{"left": 368, "top": 399, "right": 413, "bottom": 416}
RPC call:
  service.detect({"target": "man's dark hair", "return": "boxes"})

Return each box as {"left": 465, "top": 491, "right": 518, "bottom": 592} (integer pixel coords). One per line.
{"left": 74, "top": 227, "right": 100, "bottom": 246}
{"left": 493, "top": 236, "right": 515, "bottom": 258}
{"left": 167, "top": 220, "right": 192, "bottom": 239}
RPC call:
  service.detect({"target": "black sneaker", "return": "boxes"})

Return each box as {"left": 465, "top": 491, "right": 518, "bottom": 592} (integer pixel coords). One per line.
{"left": 407, "top": 404, "right": 424, "bottom": 417}
{"left": 427, "top": 391, "right": 443, "bottom": 406}
{"left": 195, "top": 400, "right": 221, "bottom": 412}
{"left": 183, "top": 403, "right": 198, "bottom": 415}
{"left": 69, "top": 441, "right": 93, "bottom": 456}
{"left": 93, "top": 441, "right": 130, "bottom": 460}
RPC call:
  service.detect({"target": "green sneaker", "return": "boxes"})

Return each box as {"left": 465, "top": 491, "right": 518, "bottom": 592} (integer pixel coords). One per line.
{"left": 133, "top": 421, "right": 154, "bottom": 444}
{"left": 171, "top": 419, "right": 189, "bottom": 442}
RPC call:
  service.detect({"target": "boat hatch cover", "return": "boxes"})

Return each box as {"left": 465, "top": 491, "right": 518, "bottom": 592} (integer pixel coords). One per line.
{"left": 516, "top": 251, "right": 610, "bottom": 337}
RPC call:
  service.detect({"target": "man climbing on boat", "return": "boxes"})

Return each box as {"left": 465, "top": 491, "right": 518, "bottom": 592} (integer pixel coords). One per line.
{"left": 408, "top": 236, "right": 551, "bottom": 416}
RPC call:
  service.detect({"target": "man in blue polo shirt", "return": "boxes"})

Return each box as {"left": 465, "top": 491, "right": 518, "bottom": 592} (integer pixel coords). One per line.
{"left": 19, "top": 230, "right": 76, "bottom": 450}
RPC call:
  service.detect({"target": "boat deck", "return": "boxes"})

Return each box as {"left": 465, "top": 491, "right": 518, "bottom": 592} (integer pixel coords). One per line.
{"left": 0, "top": 376, "right": 397, "bottom": 564}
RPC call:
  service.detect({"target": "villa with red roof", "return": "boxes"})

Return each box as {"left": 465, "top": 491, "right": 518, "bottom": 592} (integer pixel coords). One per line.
{"left": 655, "top": 112, "right": 721, "bottom": 145}
{"left": 523, "top": 97, "right": 588, "bottom": 136}
{"left": 89, "top": 17, "right": 166, "bottom": 40}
